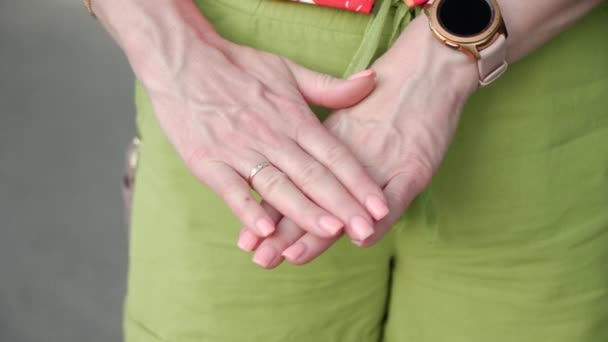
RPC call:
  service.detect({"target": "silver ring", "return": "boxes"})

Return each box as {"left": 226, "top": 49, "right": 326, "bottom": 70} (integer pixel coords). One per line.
{"left": 247, "top": 161, "right": 271, "bottom": 186}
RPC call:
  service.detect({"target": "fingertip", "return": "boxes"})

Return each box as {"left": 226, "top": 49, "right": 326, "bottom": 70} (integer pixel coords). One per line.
{"left": 318, "top": 215, "right": 344, "bottom": 237}
{"left": 351, "top": 236, "right": 378, "bottom": 249}
{"left": 237, "top": 228, "right": 259, "bottom": 252}
{"left": 347, "top": 69, "right": 376, "bottom": 81}
{"left": 252, "top": 245, "right": 280, "bottom": 269}
{"left": 352, "top": 239, "right": 365, "bottom": 247}
{"left": 255, "top": 217, "right": 275, "bottom": 237}
{"left": 281, "top": 242, "right": 307, "bottom": 263}
{"left": 351, "top": 239, "right": 371, "bottom": 248}
{"left": 349, "top": 216, "right": 375, "bottom": 241}
{"left": 365, "top": 195, "right": 390, "bottom": 221}
{"left": 321, "top": 70, "right": 376, "bottom": 109}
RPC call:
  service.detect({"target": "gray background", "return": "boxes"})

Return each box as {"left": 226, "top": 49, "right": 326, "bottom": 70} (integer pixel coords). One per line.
{"left": 0, "top": 0, "right": 133, "bottom": 341}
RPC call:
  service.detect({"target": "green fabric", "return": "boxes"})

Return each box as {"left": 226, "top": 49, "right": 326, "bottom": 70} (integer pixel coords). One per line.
{"left": 342, "top": 0, "right": 421, "bottom": 77}
{"left": 125, "top": 1, "right": 608, "bottom": 341}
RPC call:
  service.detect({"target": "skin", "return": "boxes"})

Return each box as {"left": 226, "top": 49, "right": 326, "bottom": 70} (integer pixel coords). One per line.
{"left": 241, "top": 0, "right": 605, "bottom": 268}
{"left": 245, "top": 14, "right": 478, "bottom": 267}
{"left": 94, "top": 0, "right": 390, "bottom": 242}
{"left": 93, "top": 0, "right": 604, "bottom": 268}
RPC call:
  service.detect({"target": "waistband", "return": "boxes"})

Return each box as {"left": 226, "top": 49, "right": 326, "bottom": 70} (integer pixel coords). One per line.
{"left": 289, "top": 0, "right": 376, "bottom": 14}
{"left": 198, "top": 0, "right": 420, "bottom": 77}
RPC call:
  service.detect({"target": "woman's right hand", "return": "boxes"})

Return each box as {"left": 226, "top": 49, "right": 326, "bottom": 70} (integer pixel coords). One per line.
{"left": 96, "top": 0, "right": 389, "bottom": 240}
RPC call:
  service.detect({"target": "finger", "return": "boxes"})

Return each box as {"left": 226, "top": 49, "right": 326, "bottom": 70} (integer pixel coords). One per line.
{"left": 252, "top": 217, "right": 307, "bottom": 269}
{"left": 259, "top": 199, "right": 283, "bottom": 222}
{"left": 284, "top": 58, "right": 376, "bottom": 109}
{"left": 238, "top": 200, "right": 283, "bottom": 252}
{"left": 245, "top": 162, "right": 346, "bottom": 238}
{"left": 196, "top": 161, "right": 277, "bottom": 238}
{"left": 281, "top": 232, "right": 339, "bottom": 266}
{"left": 237, "top": 227, "right": 261, "bottom": 252}
{"left": 265, "top": 141, "right": 377, "bottom": 241}
{"left": 296, "top": 121, "right": 390, "bottom": 221}
{"left": 355, "top": 170, "right": 427, "bottom": 248}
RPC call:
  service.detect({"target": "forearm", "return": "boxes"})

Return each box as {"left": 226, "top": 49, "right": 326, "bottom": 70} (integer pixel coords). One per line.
{"left": 91, "top": 0, "right": 224, "bottom": 84}
{"left": 501, "top": 0, "right": 604, "bottom": 62}
{"left": 381, "top": 0, "right": 603, "bottom": 100}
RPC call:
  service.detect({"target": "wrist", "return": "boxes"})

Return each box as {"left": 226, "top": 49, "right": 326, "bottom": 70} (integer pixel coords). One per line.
{"left": 93, "top": 0, "right": 224, "bottom": 83}
{"left": 376, "top": 14, "right": 479, "bottom": 101}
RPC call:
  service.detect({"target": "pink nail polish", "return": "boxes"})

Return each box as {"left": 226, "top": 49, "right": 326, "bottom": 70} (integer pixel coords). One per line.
{"left": 319, "top": 216, "right": 343, "bottom": 236}
{"left": 352, "top": 239, "right": 365, "bottom": 247}
{"left": 282, "top": 242, "right": 307, "bottom": 262}
{"left": 348, "top": 69, "right": 375, "bottom": 81}
{"left": 237, "top": 229, "right": 257, "bottom": 252}
{"left": 253, "top": 245, "right": 277, "bottom": 268}
{"left": 366, "top": 195, "right": 389, "bottom": 220}
{"left": 350, "top": 216, "right": 374, "bottom": 241}
{"left": 256, "top": 218, "right": 275, "bottom": 237}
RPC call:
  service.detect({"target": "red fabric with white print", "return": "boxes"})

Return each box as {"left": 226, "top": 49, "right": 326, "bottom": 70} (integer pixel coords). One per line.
{"left": 287, "top": 0, "right": 428, "bottom": 14}
{"left": 289, "top": 0, "right": 376, "bottom": 14}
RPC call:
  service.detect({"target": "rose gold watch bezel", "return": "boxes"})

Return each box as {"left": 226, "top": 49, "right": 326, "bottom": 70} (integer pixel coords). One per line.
{"left": 424, "top": 0, "right": 505, "bottom": 59}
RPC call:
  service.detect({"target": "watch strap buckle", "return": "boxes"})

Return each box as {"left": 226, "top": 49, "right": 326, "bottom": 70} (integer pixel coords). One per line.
{"left": 478, "top": 33, "right": 508, "bottom": 87}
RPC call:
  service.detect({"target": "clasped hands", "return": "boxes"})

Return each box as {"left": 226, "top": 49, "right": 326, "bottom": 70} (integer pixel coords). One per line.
{"left": 235, "top": 17, "right": 479, "bottom": 268}
{"left": 144, "top": 15, "right": 477, "bottom": 269}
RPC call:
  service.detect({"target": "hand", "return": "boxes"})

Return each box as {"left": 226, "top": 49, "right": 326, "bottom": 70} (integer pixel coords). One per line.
{"left": 136, "top": 27, "right": 392, "bottom": 240}
{"left": 240, "top": 15, "right": 479, "bottom": 268}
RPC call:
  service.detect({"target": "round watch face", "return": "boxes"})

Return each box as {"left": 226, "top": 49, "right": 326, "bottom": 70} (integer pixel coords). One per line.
{"left": 438, "top": 0, "right": 494, "bottom": 37}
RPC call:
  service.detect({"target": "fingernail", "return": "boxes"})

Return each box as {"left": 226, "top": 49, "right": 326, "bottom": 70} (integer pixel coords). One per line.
{"left": 256, "top": 218, "right": 275, "bottom": 237}
{"left": 253, "top": 245, "right": 277, "bottom": 268}
{"left": 352, "top": 239, "right": 365, "bottom": 247}
{"left": 282, "top": 242, "right": 307, "bottom": 262}
{"left": 237, "top": 229, "right": 257, "bottom": 252}
{"left": 350, "top": 216, "right": 374, "bottom": 241}
{"left": 348, "top": 69, "right": 375, "bottom": 81}
{"left": 319, "top": 216, "right": 344, "bottom": 236}
{"left": 366, "top": 195, "right": 389, "bottom": 220}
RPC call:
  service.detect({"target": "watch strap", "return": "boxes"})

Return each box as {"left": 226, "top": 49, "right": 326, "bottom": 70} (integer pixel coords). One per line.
{"left": 478, "top": 33, "right": 508, "bottom": 86}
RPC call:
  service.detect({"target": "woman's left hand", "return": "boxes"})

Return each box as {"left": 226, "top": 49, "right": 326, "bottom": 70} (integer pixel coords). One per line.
{"left": 240, "top": 16, "right": 480, "bottom": 268}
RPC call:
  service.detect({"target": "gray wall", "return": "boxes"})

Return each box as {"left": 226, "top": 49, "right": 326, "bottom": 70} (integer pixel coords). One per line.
{"left": 1, "top": 1, "right": 133, "bottom": 341}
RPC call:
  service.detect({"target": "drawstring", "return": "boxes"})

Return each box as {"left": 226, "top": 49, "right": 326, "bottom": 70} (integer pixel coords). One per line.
{"left": 342, "top": 0, "right": 421, "bottom": 78}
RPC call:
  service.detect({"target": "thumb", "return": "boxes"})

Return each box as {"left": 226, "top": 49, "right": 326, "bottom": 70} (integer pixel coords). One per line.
{"left": 285, "top": 59, "right": 376, "bottom": 109}
{"left": 355, "top": 173, "right": 420, "bottom": 248}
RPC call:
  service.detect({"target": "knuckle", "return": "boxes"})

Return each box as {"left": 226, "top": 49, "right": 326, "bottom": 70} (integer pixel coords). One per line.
{"left": 219, "top": 179, "right": 244, "bottom": 199}
{"left": 294, "top": 119, "right": 322, "bottom": 145}
{"left": 281, "top": 99, "right": 313, "bottom": 125}
{"left": 237, "top": 110, "right": 265, "bottom": 132}
{"left": 220, "top": 181, "right": 256, "bottom": 217}
{"left": 230, "top": 194, "right": 255, "bottom": 217}
{"left": 391, "top": 156, "right": 433, "bottom": 204}
{"left": 316, "top": 73, "right": 334, "bottom": 92}
{"left": 405, "top": 157, "right": 433, "bottom": 192}
{"left": 259, "top": 170, "right": 290, "bottom": 196}
{"left": 297, "top": 162, "right": 327, "bottom": 189}
{"left": 237, "top": 110, "right": 283, "bottom": 148}
{"left": 257, "top": 130, "right": 284, "bottom": 151}
{"left": 244, "top": 79, "right": 267, "bottom": 100}
{"left": 183, "top": 146, "right": 211, "bottom": 174}
{"left": 323, "top": 144, "right": 349, "bottom": 169}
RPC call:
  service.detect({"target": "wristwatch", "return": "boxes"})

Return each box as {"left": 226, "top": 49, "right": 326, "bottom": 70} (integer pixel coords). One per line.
{"left": 424, "top": 0, "right": 509, "bottom": 87}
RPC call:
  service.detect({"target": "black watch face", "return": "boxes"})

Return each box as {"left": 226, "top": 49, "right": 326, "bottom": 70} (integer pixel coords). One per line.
{"left": 438, "top": 0, "right": 494, "bottom": 37}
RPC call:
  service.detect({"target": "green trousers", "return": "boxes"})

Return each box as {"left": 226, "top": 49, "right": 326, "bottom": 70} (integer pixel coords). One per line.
{"left": 125, "top": 1, "right": 608, "bottom": 341}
